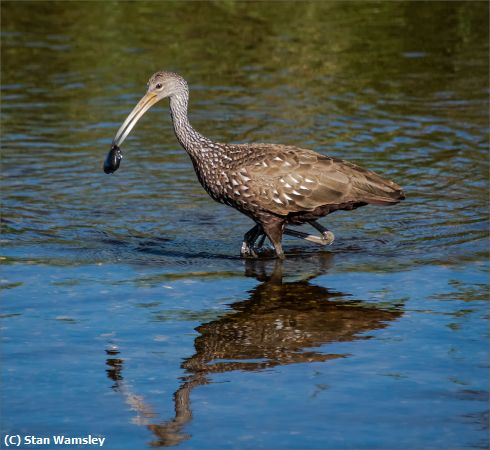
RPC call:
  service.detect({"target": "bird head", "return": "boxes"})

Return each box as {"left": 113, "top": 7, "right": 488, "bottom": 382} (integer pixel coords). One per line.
{"left": 112, "top": 71, "right": 187, "bottom": 147}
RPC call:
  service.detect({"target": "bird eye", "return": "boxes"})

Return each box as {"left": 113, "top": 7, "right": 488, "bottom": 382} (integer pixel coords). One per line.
{"left": 155, "top": 83, "right": 163, "bottom": 90}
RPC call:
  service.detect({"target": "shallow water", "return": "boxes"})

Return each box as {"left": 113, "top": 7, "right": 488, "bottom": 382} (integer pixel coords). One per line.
{"left": 1, "top": 2, "right": 489, "bottom": 449}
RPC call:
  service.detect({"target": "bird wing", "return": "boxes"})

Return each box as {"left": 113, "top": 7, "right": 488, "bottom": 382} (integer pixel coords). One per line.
{"left": 235, "top": 144, "right": 404, "bottom": 216}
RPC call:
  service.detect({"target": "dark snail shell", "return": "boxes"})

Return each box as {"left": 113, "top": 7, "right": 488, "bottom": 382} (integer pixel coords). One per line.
{"left": 103, "top": 145, "right": 123, "bottom": 174}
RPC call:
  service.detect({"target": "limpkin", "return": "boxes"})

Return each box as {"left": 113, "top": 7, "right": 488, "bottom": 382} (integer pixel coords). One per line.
{"left": 104, "top": 71, "right": 405, "bottom": 259}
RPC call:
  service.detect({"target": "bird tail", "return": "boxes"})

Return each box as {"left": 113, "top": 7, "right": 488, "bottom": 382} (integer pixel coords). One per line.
{"left": 364, "top": 191, "right": 405, "bottom": 205}
{"left": 352, "top": 170, "right": 405, "bottom": 205}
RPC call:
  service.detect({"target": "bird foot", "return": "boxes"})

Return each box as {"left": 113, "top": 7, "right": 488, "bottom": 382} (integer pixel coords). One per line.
{"left": 320, "top": 231, "right": 335, "bottom": 245}
{"left": 240, "top": 241, "right": 258, "bottom": 258}
{"left": 283, "top": 229, "right": 335, "bottom": 246}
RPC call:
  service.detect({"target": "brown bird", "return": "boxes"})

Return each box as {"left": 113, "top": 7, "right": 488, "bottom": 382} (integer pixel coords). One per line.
{"left": 106, "top": 71, "right": 405, "bottom": 259}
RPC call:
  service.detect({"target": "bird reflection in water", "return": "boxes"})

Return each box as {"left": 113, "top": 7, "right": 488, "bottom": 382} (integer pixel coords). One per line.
{"left": 105, "top": 255, "right": 403, "bottom": 446}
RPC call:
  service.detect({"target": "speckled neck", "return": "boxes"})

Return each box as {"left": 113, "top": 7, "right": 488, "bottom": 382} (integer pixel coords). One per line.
{"left": 169, "top": 92, "right": 213, "bottom": 159}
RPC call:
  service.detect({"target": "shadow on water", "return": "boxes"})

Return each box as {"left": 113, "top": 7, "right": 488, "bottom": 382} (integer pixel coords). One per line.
{"left": 105, "top": 257, "right": 403, "bottom": 446}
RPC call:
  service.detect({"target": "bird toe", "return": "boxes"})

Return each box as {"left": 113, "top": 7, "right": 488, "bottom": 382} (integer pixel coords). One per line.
{"left": 240, "top": 242, "right": 258, "bottom": 258}
{"left": 322, "top": 231, "right": 335, "bottom": 245}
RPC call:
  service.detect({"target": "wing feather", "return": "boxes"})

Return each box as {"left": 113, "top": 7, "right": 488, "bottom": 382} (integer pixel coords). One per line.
{"left": 229, "top": 144, "right": 404, "bottom": 216}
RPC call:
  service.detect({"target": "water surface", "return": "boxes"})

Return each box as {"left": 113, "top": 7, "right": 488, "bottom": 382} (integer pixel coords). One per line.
{"left": 1, "top": 2, "right": 488, "bottom": 449}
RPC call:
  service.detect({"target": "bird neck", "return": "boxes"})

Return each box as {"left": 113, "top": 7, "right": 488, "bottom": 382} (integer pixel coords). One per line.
{"left": 169, "top": 93, "right": 213, "bottom": 158}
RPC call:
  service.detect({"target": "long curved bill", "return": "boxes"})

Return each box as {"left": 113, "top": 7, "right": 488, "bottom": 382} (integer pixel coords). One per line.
{"left": 112, "top": 92, "right": 159, "bottom": 147}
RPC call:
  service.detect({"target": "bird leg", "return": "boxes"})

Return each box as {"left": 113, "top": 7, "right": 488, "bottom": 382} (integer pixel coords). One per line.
{"left": 255, "top": 233, "right": 267, "bottom": 249}
{"left": 261, "top": 220, "right": 285, "bottom": 259}
{"left": 241, "top": 224, "right": 264, "bottom": 258}
{"left": 309, "top": 220, "right": 335, "bottom": 245}
{"left": 242, "top": 220, "right": 333, "bottom": 258}
{"left": 283, "top": 221, "right": 334, "bottom": 246}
